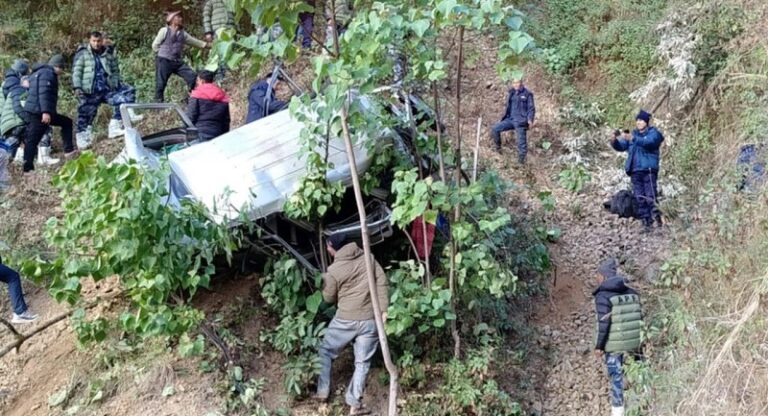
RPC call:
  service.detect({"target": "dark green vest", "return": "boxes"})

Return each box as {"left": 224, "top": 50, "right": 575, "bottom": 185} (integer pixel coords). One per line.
{"left": 600, "top": 293, "right": 642, "bottom": 353}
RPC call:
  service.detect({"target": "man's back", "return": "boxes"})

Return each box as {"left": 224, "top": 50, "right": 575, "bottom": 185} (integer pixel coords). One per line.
{"left": 25, "top": 64, "right": 57, "bottom": 115}
{"left": 323, "top": 242, "right": 388, "bottom": 321}
{"left": 593, "top": 277, "right": 642, "bottom": 353}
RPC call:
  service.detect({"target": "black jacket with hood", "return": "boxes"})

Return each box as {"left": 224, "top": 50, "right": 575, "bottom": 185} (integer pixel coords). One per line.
{"left": 24, "top": 64, "right": 59, "bottom": 115}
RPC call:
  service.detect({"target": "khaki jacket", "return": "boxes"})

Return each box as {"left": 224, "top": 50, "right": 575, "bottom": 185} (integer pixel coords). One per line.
{"left": 323, "top": 242, "right": 389, "bottom": 321}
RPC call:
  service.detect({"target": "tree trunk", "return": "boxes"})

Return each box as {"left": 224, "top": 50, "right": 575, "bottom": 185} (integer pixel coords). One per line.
{"left": 329, "top": 14, "right": 399, "bottom": 415}
{"left": 339, "top": 104, "right": 399, "bottom": 416}
{"left": 448, "top": 26, "right": 465, "bottom": 360}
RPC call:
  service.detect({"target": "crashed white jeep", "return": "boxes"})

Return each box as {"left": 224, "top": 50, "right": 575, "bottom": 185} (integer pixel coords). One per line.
{"left": 115, "top": 102, "right": 396, "bottom": 271}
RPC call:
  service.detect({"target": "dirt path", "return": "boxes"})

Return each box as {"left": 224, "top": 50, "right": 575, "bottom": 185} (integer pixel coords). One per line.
{"left": 447, "top": 42, "right": 671, "bottom": 413}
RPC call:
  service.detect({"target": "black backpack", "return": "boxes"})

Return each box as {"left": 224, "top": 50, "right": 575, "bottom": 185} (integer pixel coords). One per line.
{"left": 603, "top": 190, "right": 637, "bottom": 219}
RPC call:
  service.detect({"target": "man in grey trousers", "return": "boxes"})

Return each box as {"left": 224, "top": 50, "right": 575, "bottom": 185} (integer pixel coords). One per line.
{"left": 314, "top": 234, "right": 389, "bottom": 415}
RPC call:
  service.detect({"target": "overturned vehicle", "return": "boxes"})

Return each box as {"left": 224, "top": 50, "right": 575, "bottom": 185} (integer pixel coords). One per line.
{"left": 116, "top": 89, "right": 441, "bottom": 271}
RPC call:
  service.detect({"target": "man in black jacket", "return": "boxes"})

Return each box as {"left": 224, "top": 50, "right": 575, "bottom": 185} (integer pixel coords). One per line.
{"left": 22, "top": 55, "right": 77, "bottom": 172}
{"left": 490, "top": 78, "right": 535, "bottom": 164}
{"left": 187, "top": 70, "right": 230, "bottom": 141}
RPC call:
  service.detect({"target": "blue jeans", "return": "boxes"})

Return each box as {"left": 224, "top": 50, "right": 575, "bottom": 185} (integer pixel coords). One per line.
{"left": 630, "top": 170, "right": 659, "bottom": 224}
{"left": 491, "top": 119, "right": 528, "bottom": 162}
{"left": 0, "top": 262, "right": 28, "bottom": 315}
{"left": 317, "top": 318, "right": 379, "bottom": 406}
{"left": 605, "top": 353, "right": 624, "bottom": 407}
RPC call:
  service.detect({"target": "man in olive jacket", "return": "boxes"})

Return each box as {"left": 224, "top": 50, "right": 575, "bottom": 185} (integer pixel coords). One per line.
{"left": 593, "top": 258, "right": 643, "bottom": 416}
{"left": 73, "top": 31, "right": 138, "bottom": 145}
{"left": 315, "top": 234, "right": 388, "bottom": 415}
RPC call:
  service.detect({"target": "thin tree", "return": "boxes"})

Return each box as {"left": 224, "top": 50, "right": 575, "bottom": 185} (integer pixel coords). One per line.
{"left": 330, "top": 4, "right": 399, "bottom": 414}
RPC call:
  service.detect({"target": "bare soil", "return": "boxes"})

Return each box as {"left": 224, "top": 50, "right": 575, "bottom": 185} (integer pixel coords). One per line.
{"left": 0, "top": 33, "right": 671, "bottom": 416}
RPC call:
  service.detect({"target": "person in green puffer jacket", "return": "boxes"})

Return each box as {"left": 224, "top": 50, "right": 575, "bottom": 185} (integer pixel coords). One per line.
{"left": 593, "top": 258, "right": 643, "bottom": 416}
{"left": 203, "top": 0, "right": 235, "bottom": 40}
{"left": 1, "top": 60, "right": 31, "bottom": 159}
{"left": 72, "top": 31, "right": 139, "bottom": 147}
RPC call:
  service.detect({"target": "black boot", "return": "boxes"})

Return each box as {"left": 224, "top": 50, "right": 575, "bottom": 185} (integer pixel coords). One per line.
{"left": 655, "top": 215, "right": 663, "bottom": 228}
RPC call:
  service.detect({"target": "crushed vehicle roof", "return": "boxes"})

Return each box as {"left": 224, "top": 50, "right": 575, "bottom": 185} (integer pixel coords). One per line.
{"left": 168, "top": 109, "right": 373, "bottom": 224}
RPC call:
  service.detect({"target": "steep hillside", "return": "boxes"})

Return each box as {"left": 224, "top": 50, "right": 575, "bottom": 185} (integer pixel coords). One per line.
{"left": 0, "top": 0, "right": 767, "bottom": 415}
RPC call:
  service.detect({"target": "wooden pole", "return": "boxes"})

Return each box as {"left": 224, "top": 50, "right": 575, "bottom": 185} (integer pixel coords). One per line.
{"left": 472, "top": 117, "right": 482, "bottom": 182}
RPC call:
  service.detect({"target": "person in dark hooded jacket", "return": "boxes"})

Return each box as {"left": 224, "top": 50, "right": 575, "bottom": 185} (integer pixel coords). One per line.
{"left": 1, "top": 59, "right": 29, "bottom": 103}
{"left": 245, "top": 75, "right": 287, "bottom": 123}
{"left": 611, "top": 110, "right": 664, "bottom": 231}
{"left": 593, "top": 258, "right": 642, "bottom": 416}
{"left": 490, "top": 78, "right": 536, "bottom": 164}
{"left": 22, "top": 55, "right": 77, "bottom": 172}
{"left": 1, "top": 60, "right": 30, "bottom": 155}
{"left": 187, "top": 70, "right": 230, "bottom": 141}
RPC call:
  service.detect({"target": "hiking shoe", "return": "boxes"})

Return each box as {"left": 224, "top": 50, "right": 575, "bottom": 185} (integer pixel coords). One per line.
{"left": 12, "top": 310, "right": 38, "bottom": 324}
{"left": 310, "top": 393, "right": 329, "bottom": 403}
{"left": 349, "top": 404, "right": 372, "bottom": 415}
{"left": 108, "top": 119, "right": 125, "bottom": 139}
{"left": 493, "top": 146, "right": 502, "bottom": 154}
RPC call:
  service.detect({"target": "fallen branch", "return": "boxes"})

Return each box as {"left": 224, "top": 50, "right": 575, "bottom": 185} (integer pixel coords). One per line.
{"left": 0, "top": 291, "right": 123, "bottom": 359}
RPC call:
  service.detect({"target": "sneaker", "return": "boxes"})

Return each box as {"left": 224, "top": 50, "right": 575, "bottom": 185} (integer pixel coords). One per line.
{"left": 13, "top": 149, "right": 24, "bottom": 164}
{"left": 310, "top": 393, "right": 329, "bottom": 403}
{"left": 76, "top": 131, "right": 92, "bottom": 149}
{"left": 12, "top": 310, "right": 38, "bottom": 324}
{"left": 108, "top": 119, "right": 125, "bottom": 139}
{"left": 611, "top": 406, "right": 625, "bottom": 416}
{"left": 37, "top": 146, "right": 60, "bottom": 166}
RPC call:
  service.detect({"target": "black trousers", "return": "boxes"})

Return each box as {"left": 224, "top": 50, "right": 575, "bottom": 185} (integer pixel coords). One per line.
{"left": 23, "top": 112, "right": 74, "bottom": 172}
{"left": 155, "top": 57, "right": 197, "bottom": 102}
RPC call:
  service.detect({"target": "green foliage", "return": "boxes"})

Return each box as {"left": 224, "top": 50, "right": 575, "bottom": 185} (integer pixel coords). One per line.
{"left": 386, "top": 261, "right": 455, "bottom": 339}
{"left": 558, "top": 101, "right": 606, "bottom": 133}
{"left": 692, "top": 4, "right": 745, "bottom": 80}
{"left": 258, "top": 256, "right": 325, "bottom": 397}
{"left": 402, "top": 343, "right": 522, "bottom": 415}
{"left": 558, "top": 164, "right": 591, "bottom": 193}
{"left": 224, "top": 366, "right": 269, "bottom": 414}
{"left": 22, "top": 153, "right": 240, "bottom": 343}
{"left": 671, "top": 125, "right": 713, "bottom": 177}
{"left": 529, "top": 0, "right": 667, "bottom": 124}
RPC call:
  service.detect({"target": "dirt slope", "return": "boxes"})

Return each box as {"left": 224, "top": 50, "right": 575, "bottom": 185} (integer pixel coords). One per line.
{"left": 0, "top": 36, "right": 673, "bottom": 416}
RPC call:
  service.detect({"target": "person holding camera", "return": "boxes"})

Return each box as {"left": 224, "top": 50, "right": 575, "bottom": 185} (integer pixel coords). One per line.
{"left": 610, "top": 110, "right": 664, "bottom": 231}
